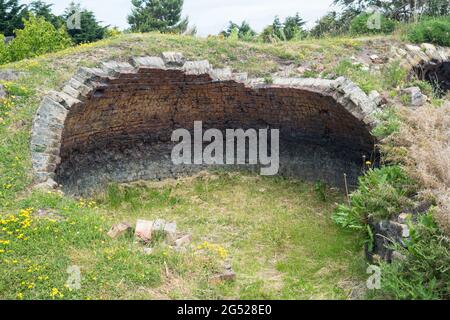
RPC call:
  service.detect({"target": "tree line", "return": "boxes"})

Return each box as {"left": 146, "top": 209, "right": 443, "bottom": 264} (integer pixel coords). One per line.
{"left": 0, "top": 0, "right": 448, "bottom": 65}
{"left": 2, "top": 0, "right": 448, "bottom": 43}
{"left": 1, "top": 0, "right": 191, "bottom": 43}
{"left": 0, "top": 0, "right": 110, "bottom": 44}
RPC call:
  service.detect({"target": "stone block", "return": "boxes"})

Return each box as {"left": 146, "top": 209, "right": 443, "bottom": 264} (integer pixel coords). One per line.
{"left": 209, "top": 271, "right": 236, "bottom": 284}
{"left": 0, "top": 84, "right": 6, "bottom": 99}
{"left": 135, "top": 219, "right": 153, "bottom": 242}
{"left": 132, "top": 56, "right": 165, "bottom": 69}
{"left": 183, "top": 60, "right": 211, "bottom": 75}
{"left": 210, "top": 67, "right": 232, "bottom": 81}
{"left": 101, "top": 61, "right": 135, "bottom": 76}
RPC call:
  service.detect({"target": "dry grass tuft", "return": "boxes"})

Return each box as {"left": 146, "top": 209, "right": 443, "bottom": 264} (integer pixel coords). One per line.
{"left": 386, "top": 102, "right": 450, "bottom": 233}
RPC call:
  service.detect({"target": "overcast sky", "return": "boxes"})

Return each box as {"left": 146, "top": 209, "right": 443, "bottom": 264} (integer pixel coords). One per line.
{"left": 21, "top": 0, "right": 338, "bottom": 36}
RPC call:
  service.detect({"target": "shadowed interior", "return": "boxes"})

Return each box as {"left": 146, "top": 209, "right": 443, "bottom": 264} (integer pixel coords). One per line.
{"left": 54, "top": 68, "right": 376, "bottom": 194}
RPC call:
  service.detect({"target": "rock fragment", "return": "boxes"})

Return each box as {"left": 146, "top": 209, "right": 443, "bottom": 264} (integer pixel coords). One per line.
{"left": 107, "top": 222, "right": 132, "bottom": 239}
{"left": 401, "top": 87, "right": 427, "bottom": 107}
{"left": 174, "top": 234, "right": 192, "bottom": 248}
{"left": 209, "top": 261, "right": 236, "bottom": 284}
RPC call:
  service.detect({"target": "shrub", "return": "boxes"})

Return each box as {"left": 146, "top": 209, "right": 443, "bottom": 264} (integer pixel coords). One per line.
{"left": 105, "top": 27, "right": 122, "bottom": 38}
{"left": 332, "top": 166, "right": 416, "bottom": 230}
{"left": 350, "top": 12, "right": 396, "bottom": 35}
{"left": 382, "top": 61, "right": 407, "bottom": 89}
{"left": 5, "top": 15, "right": 72, "bottom": 63}
{"left": 407, "top": 16, "right": 450, "bottom": 46}
{"left": 375, "top": 212, "right": 450, "bottom": 300}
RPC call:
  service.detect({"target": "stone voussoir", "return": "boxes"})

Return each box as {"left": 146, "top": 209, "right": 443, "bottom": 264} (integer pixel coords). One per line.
{"left": 46, "top": 90, "right": 81, "bottom": 110}
{"left": 73, "top": 67, "right": 109, "bottom": 84}
{"left": 161, "top": 51, "right": 186, "bottom": 67}
{"left": 101, "top": 61, "right": 136, "bottom": 77}
{"left": 131, "top": 56, "right": 165, "bottom": 69}
{"left": 182, "top": 60, "right": 212, "bottom": 76}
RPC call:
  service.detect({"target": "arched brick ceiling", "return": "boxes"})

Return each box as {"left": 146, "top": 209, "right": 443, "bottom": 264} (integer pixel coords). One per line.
{"left": 31, "top": 52, "right": 379, "bottom": 193}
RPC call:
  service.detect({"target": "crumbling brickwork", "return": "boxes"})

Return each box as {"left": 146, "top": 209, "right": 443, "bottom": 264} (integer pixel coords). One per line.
{"left": 31, "top": 52, "right": 379, "bottom": 194}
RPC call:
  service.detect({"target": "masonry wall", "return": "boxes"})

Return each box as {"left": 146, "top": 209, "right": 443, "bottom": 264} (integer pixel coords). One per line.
{"left": 55, "top": 67, "right": 375, "bottom": 194}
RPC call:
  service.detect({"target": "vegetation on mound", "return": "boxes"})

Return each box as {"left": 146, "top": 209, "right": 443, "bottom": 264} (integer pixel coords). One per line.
{"left": 333, "top": 104, "right": 450, "bottom": 300}
{"left": 406, "top": 16, "right": 450, "bottom": 47}
{"left": 375, "top": 212, "right": 449, "bottom": 300}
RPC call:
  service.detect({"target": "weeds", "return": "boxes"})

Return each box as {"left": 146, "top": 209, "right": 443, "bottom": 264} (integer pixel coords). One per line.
{"left": 373, "top": 212, "right": 450, "bottom": 300}
{"left": 332, "top": 166, "right": 416, "bottom": 230}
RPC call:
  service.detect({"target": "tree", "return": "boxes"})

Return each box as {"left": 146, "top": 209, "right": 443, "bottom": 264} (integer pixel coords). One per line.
{"left": 272, "top": 16, "right": 285, "bottom": 40}
{"left": 310, "top": 11, "right": 340, "bottom": 38}
{"left": 221, "top": 21, "right": 256, "bottom": 41}
{"left": 0, "top": 0, "right": 28, "bottom": 36}
{"left": 128, "top": 0, "right": 188, "bottom": 33}
{"left": 28, "top": 0, "right": 64, "bottom": 28}
{"left": 62, "top": 2, "right": 107, "bottom": 44}
{"left": 334, "top": 0, "right": 449, "bottom": 21}
{"left": 350, "top": 12, "right": 397, "bottom": 35}
{"left": 310, "top": 8, "right": 361, "bottom": 38}
{"left": 260, "top": 13, "right": 307, "bottom": 43}
{"left": 4, "top": 15, "right": 72, "bottom": 63}
{"left": 283, "top": 12, "right": 306, "bottom": 40}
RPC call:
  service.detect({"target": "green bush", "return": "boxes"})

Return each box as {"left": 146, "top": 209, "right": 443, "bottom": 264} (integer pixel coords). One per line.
{"left": 332, "top": 166, "right": 415, "bottom": 230}
{"left": 350, "top": 12, "right": 397, "bottom": 35}
{"left": 0, "top": 34, "right": 8, "bottom": 63}
{"left": 407, "top": 16, "right": 450, "bottom": 46}
{"left": 0, "top": 15, "right": 72, "bottom": 64}
{"left": 375, "top": 212, "right": 450, "bottom": 300}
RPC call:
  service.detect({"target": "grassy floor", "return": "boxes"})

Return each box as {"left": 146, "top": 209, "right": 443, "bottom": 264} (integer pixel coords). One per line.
{"left": 0, "top": 33, "right": 419, "bottom": 300}
{"left": 0, "top": 171, "right": 366, "bottom": 300}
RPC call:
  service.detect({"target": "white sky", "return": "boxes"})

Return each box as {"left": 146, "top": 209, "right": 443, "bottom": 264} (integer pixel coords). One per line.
{"left": 20, "top": 0, "right": 338, "bottom": 36}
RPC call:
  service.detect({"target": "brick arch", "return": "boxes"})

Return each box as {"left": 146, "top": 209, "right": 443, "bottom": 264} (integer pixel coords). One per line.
{"left": 394, "top": 43, "right": 450, "bottom": 95}
{"left": 31, "top": 52, "right": 379, "bottom": 193}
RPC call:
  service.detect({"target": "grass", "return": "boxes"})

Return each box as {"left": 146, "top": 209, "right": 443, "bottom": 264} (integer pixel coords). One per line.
{"left": 1, "top": 172, "right": 367, "bottom": 300}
